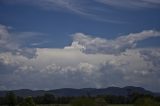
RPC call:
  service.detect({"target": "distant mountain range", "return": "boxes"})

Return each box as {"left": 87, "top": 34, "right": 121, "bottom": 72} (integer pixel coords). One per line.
{"left": 0, "top": 86, "right": 159, "bottom": 97}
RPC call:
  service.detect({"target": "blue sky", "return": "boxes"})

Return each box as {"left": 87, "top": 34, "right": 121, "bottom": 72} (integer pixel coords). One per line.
{"left": 0, "top": 0, "right": 160, "bottom": 92}
{"left": 1, "top": 0, "right": 160, "bottom": 47}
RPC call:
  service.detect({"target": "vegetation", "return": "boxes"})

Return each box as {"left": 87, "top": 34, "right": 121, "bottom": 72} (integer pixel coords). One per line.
{"left": 19, "top": 97, "right": 36, "bottom": 106}
{"left": 95, "top": 98, "right": 108, "bottom": 106}
{"left": 70, "top": 97, "right": 96, "bottom": 106}
{"left": 5, "top": 91, "right": 17, "bottom": 106}
{"left": 42, "top": 93, "right": 55, "bottom": 104}
{"left": 0, "top": 91, "right": 160, "bottom": 106}
{"left": 134, "top": 97, "right": 159, "bottom": 106}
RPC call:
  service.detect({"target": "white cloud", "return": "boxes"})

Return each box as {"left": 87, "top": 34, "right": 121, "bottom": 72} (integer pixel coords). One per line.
{"left": 1, "top": 47, "right": 160, "bottom": 91}
{"left": 0, "top": 24, "right": 38, "bottom": 58}
{"left": 64, "top": 41, "right": 85, "bottom": 50}
{"left": 0, "top": 24, "right": 19, "bottom": 51}
{"left": 73, "top": 30, "right": 160, "bottom": 54}
{"left": 0, "top": 28, "right": 160, "bottom": 91}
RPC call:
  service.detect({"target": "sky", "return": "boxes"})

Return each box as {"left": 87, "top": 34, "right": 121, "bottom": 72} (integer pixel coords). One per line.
{"left": 0, "top": 0, "right": 160, "bottom": 92}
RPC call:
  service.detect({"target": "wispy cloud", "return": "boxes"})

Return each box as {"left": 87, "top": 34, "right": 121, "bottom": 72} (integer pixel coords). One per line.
{"left": 31, "top": 41, "right": 49, "bottom": 46}
{"left": 0, "top": 0, "right": 128, "bottom": 23}
{"left": 3, "top": 0, "right": 160, "bottom": 23}
{"left": 1, "top": 0, "right": 88, "bottom": 16}
{"left": 95, "top": 0, "right": 160, "bottom": 9}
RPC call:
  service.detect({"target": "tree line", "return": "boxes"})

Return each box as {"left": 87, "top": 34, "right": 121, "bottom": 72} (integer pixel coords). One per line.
{"left": 0, "top": 91, "right": 160, "bottom": 106}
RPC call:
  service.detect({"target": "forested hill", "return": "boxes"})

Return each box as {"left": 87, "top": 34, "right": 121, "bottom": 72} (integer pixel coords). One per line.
{"left": 0, "top": 86, "right": 159, "bottom": 97}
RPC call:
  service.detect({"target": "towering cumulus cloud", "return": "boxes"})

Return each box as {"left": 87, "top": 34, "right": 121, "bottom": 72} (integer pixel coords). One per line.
{"left": 0, "top": 24, "right": 160, "bottom": 91}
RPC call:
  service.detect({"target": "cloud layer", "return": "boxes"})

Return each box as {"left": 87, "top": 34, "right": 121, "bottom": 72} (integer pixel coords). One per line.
{"left": 0, "top": 24, "right": 160, "bottom": 91}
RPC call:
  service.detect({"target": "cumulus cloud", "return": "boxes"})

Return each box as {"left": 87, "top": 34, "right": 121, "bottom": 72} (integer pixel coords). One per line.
{"left": 73, "top": 30, "right": 160, "bottom": 54}
{"left": 0, "top": 28, "right": 160, "bottom": 91}
{"left": 0, "top": 25, "right": 19, "bottom": 52}
{"left": 0, "top": 24, "right": 37, "bottom": 58}
{"left": 1, "top": 47, "right": 160, "bottom": 91}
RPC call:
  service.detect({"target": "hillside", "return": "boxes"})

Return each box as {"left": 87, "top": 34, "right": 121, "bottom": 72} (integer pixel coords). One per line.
{"left": 0, "top": 86, "right": 159, "bottom": 97}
